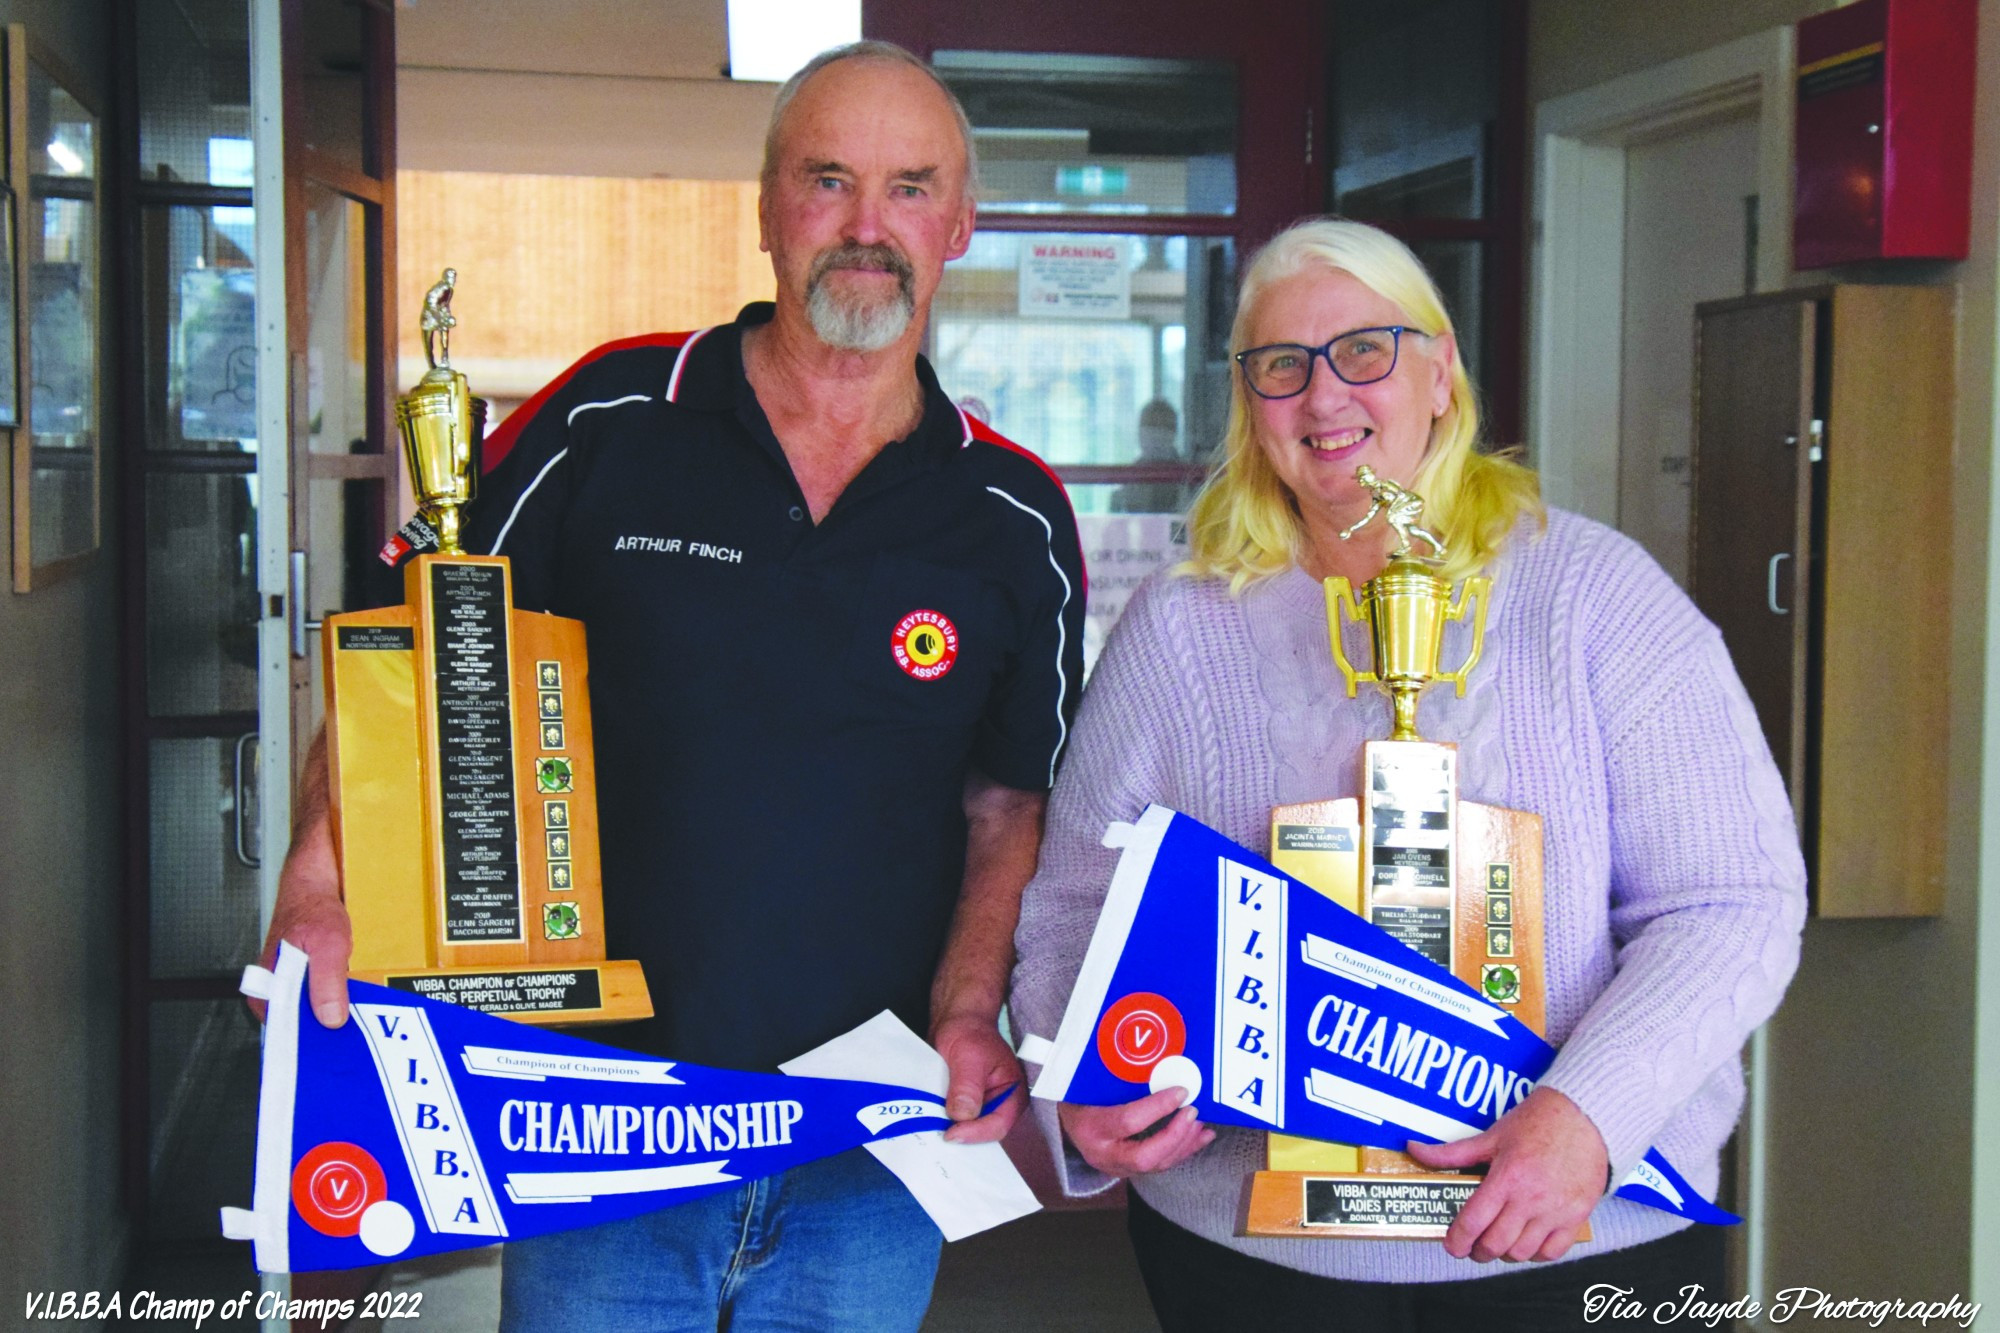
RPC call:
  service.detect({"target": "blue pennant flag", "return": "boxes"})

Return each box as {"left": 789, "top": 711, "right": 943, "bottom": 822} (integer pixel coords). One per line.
{"left": 224, "top": 944, "right": 987, "bottom": 1272}
{"left": 1028, "top": 806, "right": 1737, "bottom": 1226}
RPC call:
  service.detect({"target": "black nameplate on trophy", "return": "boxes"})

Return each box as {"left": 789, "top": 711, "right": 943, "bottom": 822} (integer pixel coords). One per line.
{"left": 1373, "top": 904, "right": 1453, "bottom": 968}
{"left": 385, "top": 968, "right": 604, "bottom": 1015}
{"left": 430, "top": 562, "right": 524, "bottom": 943}
{"left": 1303, "top": 1177, "right": 1478, "bottom": 1229}
{"left": 337, "top": 625, "right": 416, "bottom": 651}
{"left": 1375, "top": 845, "right": 1451, "bottom": 883}
{"left": 1276, "top": 823, "right": 1357, "bottom": 853}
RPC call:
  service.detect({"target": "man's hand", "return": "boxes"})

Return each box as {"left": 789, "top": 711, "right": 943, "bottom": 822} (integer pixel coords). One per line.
{"left": 929, "top": 772, "right": 1046, "bottom": 1143}
{"left": 932, "top": 1012, "right": 1023, "bottom": 1144}
{"left": 250, "top": 729, "right": 353, "bottom": 1029}
{"left": 1405, "top": 1086, "right": 1608, "bottom": 1263}
{"left": 1059, "top": 1090, "right": 1214, "bottom": 1178}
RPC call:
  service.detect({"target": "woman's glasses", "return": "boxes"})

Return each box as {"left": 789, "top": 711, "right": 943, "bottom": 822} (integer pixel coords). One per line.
{"left": 1234, "top": 326, "right": 1428, "bottom": 400}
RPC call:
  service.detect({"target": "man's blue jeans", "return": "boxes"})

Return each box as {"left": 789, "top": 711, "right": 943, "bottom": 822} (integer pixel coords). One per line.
{"left": 498, "top": 1148, "right": 943, "bottom": 1332}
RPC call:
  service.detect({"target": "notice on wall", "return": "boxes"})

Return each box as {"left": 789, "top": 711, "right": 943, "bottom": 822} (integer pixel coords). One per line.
{"left": 1018, "top": 238, "right": 1130, "bottom": 320}
{"left": 1077, "top": 513, "right": 1187, "bottom": 675}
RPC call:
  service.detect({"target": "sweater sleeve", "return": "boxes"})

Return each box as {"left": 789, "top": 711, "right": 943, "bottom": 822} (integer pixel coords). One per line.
{"left": 1010, "top": 574, "right": 1205, "bottom": 1198}
{"left": 1534, "top": 530, "right": 1808, "bottom": 1184}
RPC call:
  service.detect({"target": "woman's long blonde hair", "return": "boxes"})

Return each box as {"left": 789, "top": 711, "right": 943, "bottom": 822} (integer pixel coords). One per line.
{"left": 1183, "top": 219, "right": 1543, "bottom": 589}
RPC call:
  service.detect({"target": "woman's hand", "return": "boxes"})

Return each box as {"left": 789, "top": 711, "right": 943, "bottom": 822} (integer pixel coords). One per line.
{"left": 1405, "top": 1086, "right": 1607, "bottom": 1263}
{"left": 1059, "top": 1089, "right": 1216, "bottom": 1178}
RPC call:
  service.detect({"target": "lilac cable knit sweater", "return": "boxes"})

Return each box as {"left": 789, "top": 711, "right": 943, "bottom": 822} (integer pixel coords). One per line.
{"left": 1009, "top": 509, "right": 1808, "bottom": 1283}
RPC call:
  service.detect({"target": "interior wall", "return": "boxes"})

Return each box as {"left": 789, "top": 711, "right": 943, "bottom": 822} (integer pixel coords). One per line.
{"left": 1953, "top": 0, "right": 2000, "bottom": 1309}
{"left": 396, "top": 171, "right": 773, "bottom": 403}
{"left": 1976, "top": 2, "right": 2000, "bottom": 1296}
{"left": 1739, "top": 0, "right": 1989, "bottom": 1302}
{"left": 1616, "top": 110, "right": 1760, "bottom": 583}
{"left": 1529, "top": 0, "right": 1830, "bottom": 104}
{"left": 396, "top": 0, "right": 771, "bottom": 181}
{"left": 1530, "top": 0, "right": 1992, "bottom": 1309}
{"left": 0, "top": 0, "right": 130, "bottom": 1309}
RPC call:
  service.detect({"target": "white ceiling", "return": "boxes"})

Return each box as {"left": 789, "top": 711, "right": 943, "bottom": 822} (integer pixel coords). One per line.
{"left": 397, "top": 0, "right": 774, "bottom": 180}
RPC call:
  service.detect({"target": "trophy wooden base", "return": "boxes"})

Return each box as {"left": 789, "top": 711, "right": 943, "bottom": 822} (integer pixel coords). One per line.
{"left": 1248, "top": 748, "right": 1554, "bottom": 1243}
{"left": 351, "top": 959, "right": 652, "bottom": 1027}
{"left": 326, "top": 553, "right": 653, "bottom": 1029}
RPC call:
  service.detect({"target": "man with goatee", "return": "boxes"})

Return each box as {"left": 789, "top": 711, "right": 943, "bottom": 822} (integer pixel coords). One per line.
{"left": 262, "top": 41, "right": 1084, "bottom": 1331}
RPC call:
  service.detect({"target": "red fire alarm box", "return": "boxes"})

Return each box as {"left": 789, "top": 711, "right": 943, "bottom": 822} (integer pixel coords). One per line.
{"left": 1794, "top": 0, "right": 1975, "bottom": 269}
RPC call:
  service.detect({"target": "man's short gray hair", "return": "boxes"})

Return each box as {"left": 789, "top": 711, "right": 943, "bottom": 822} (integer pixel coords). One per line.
{"left": 760, "top": 40, "right": 981, "bottom": 202}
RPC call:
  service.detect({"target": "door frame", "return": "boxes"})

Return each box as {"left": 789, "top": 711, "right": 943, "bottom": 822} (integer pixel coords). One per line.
{"left": 279, "top": 0, "right": 402, "bottom": 793}
{"left": 1528, "top": 27, "right": 1794, "bottom": 525}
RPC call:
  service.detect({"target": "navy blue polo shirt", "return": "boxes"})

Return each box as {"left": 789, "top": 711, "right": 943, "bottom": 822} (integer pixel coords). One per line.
{"left": 459, "top": 303, "right": 1087, "bottom": 1071}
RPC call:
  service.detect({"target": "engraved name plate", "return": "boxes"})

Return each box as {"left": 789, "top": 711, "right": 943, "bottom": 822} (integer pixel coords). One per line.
{"left": 430, "top": 561, "right": 524, "bottom": 943}
{"left": 1365, "top": 745, "right": 1456, "bottom": 971}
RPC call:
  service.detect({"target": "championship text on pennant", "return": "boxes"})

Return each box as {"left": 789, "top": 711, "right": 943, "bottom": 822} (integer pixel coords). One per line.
{"left": 223, "top": 944, "right": 975, "bottom": 1272}
{"left": 1028, "top": 805, "right": 1737, "bottom": 1227}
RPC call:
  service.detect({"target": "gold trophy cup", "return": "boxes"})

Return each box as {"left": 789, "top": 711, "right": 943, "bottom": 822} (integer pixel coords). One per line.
{"left": 321, "top": 270, "right": 652, "bottom": 1025}
{"left": 1243, "top": 467, "right": 1565, "bottom": 1239}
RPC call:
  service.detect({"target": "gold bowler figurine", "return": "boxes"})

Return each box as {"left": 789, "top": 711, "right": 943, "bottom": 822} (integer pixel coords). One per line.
{"left": 1243, "top": 468, "right": 1569, "bottom": 1239}
{"left": 396, "top": 267, "right": 480, "bottom": 555}
{"left": 320, "top": 270, "right": 652, "bottom": 1026}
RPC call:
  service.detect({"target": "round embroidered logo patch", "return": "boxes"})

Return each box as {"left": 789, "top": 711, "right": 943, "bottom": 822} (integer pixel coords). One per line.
{"left": 1095, "top": 992, "right": 1186, "bottom": 1084}
{"left": 292, "top": 1141, "right": 387, "bottom": 1237}
{"left": 891, "top": 610, "right": 960, "bottom": 681}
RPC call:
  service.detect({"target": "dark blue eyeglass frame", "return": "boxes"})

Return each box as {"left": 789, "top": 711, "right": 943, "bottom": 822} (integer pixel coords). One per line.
{"left": 1233, "top": 326, "right": 1425, "bottom": 399}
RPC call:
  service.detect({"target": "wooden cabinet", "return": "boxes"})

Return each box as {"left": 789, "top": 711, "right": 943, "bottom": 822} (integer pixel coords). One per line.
{"left": 1690, "top": 285, "right": 1951, "bottom": 917}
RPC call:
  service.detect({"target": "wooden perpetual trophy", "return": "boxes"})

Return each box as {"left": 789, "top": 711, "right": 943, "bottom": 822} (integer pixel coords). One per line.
{"left": 321, "top": 269, "right": 651, "bottom": 1026}
{"left": 1243, "top": 468, "right": 1566, "bottom": 1239}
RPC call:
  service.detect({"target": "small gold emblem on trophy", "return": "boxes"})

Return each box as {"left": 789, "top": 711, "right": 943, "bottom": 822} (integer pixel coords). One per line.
{"left": 319, "top": 270, "right": 652, "bottom": 1026}
{"left": 1245, "top": 468, "right": 1567, "bottom": 1239}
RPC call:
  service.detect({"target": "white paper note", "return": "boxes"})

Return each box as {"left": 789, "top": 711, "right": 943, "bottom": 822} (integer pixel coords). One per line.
{"left": 781, "top": 1011, "right": 1041, "bottom": 1242}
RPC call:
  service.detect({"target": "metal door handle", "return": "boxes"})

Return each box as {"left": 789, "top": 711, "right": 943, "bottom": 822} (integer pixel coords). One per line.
{"left": 1767, "top": 553, "right": 1790, "bottom": 615}
{"left": 290, "top": 550, "right": 329, "bottom": 655}
{"left": 290, "top": 551, "right": 308, "bottom": 657}
{"left": 232, "top": 731, "right": 261, "bottom": 869}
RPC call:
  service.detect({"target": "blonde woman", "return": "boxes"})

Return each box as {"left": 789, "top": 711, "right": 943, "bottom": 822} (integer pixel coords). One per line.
{"left": 1010, "top": 219, "right": 1806, "bottom": 1332}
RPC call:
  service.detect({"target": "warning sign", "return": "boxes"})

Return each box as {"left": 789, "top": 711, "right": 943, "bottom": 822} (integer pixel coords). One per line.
{"left": 1019, "top": 239, "right": 1131, "bottom": 320}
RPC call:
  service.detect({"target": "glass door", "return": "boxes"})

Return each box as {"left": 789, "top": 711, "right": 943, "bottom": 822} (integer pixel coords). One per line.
{"left": 116, "top": 0, "right": 398, "bottom": 1301}
{"left": 1325, "top": 0, "right": 1526, "bottom": 441}
{"left": 867, "top": 0, "right": 1325, "bottom": 669}
{"left": 119, "top": 0, "right": 271, "bottom": 1261}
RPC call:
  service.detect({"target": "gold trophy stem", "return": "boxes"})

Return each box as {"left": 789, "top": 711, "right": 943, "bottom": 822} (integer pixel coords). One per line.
{"left": 1389, "top": 686, "right": 1422, "bottom": 741}
{"left": 433, "top": 504, "right": 463, "bottom": 557}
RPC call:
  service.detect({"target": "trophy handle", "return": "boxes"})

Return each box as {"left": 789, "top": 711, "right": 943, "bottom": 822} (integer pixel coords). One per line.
{"left": 1324, "top": 577, "right": 1374, "bottom": 698}
{"left": 1435, "top": 576, "right": 1492, "bottom": 698}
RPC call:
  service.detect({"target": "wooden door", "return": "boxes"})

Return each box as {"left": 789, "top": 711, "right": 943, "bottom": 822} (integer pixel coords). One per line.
{"left": 1689, "top": 296, "right": 1817, "bottom": 808}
